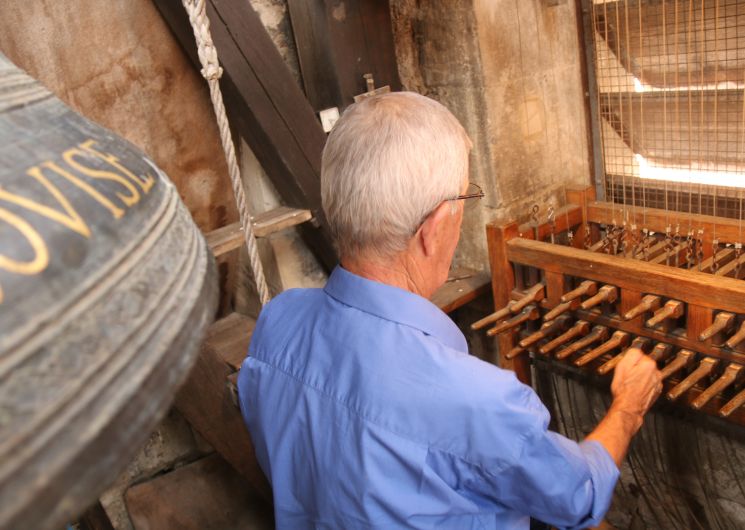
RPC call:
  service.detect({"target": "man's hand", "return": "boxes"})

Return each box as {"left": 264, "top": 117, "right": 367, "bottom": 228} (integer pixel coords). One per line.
{"left": 586, "top": 347, "right": 662, "bottom": 467}
{"left": 609, "top": 348, "right": 663, "bottom": 433}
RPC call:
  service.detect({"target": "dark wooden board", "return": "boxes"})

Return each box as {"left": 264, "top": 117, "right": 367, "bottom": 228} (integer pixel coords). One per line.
{"left": 287, "top": 0, "right": 401, "bottom": 112}
{"left": 125, "top": 454, "right": 273, "bottom": 530}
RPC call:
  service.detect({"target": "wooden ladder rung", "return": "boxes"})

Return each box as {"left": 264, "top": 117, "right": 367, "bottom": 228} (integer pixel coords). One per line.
{"left": 206, "top": 207, "right": 313, "bottom": 257}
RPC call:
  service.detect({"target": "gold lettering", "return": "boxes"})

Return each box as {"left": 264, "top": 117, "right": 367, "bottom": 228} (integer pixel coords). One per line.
{"left": 0, "top": 167, "right": 91, "bottom": 238}
{"left": 0, "top": 206, "right": 49, "bottom": 275}
{"left": 63, "top": 147, "right": 141, "bottom": 207}
{"left": 38, "top": 161, "right": 125, "bottom": 219}
{"left": 80, "top": 140, "right": 156, "bottom": 194}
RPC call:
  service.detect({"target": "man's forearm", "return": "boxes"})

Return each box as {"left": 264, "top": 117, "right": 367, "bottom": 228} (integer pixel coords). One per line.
{"left": 585, "top": 402, "right": 643, "bottom": 468}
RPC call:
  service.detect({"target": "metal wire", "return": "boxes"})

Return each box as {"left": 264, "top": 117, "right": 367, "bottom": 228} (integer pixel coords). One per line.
{"left": 590, "top": 0, "right": 745, "bottom": 219}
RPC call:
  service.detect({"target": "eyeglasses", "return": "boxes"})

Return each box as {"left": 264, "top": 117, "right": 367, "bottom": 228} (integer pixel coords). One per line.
{"left": 451, "top": 182, "right": 485, "bottom": 210}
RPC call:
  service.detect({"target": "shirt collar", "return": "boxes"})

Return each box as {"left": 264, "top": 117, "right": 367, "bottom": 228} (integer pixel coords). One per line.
{"left": 323, "top": 266, "right": 467, "bottom": 352}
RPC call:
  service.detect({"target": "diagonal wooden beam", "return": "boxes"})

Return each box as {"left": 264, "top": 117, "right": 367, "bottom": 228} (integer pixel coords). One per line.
{"left": 287, "top": 0, "right": 401, "bottom": 112}
{"left": 153, "top": 0, "right": 337, "bottom": 270}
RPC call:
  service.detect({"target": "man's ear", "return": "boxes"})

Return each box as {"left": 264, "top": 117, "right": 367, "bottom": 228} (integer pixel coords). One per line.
{"left": 417, "top": 201, "right": 452, "bottom": 257}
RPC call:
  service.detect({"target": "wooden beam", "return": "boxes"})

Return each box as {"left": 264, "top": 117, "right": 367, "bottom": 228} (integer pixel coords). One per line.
{"left": 153, "top": 0, "right": 337, "bottom": 270}
{"left": 507, "top": 238, "right": 745, "bottom": 314}
{"left": 287, "top": 0, "right": 401, "bottom": 112}
{"left": 587, "top": 201, "right": 745, "bottom": 246}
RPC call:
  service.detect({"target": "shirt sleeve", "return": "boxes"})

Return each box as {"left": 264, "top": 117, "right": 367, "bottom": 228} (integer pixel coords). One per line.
{"left": 429, "top": 375, "right": 620, "bottom": 530}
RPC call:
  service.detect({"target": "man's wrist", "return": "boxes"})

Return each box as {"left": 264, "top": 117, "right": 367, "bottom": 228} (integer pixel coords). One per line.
{"left": 608, "top": 400, "right": 644, "bottom": 435}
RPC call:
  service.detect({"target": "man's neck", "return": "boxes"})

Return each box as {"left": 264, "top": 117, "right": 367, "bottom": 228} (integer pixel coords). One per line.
{"left": 341, "top": 253, "right": 431, "bottom": 298}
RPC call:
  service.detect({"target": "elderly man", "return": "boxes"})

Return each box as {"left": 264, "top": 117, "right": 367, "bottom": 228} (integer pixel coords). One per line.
{"left": 237, "top": 92, "right": 662, "bottom": 529}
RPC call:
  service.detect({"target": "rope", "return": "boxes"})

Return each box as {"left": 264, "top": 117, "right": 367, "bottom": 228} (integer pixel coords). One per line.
{"left": 182, "top": 0, "right": 271, "bottom": 305}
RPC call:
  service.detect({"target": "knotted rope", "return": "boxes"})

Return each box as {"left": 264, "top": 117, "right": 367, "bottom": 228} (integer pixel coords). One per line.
{"left": 182, "top": 0, "right": 271, "bottom": 305}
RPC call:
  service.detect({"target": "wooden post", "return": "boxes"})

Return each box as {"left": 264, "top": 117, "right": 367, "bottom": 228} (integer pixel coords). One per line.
{"left": 619, "top": 288, "right": 643, "bottom": 335}
{"left": 486, "top": 221, "right": 531, "bottom": 383}
{"left": 687, "top": 305, "right": 714, "bottom": 344}
{"left": 566, "top": 185, "right": 599, "bottom": 248}
{"left": 174, "top": 315, "right": 272, "bottom": 502}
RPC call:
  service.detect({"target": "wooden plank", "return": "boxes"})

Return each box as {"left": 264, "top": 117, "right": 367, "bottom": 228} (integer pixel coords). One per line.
{"left": 206, "top": 223, "right": 244, "bottom": 258}
{"left": 507, "top": 238, "right": 745, "bottom": 314}
{"left": 716, "top": 253, "right": 745, "bottom": 279}
{"left": 174, "top": 314, "right": 270, "bottom": 501}
{"left": 287, "top": 0, "right": 401, "bottom": 112}
{"left": 431, "top": 268, "right": 491, "bottom": 314}
{"left": 153, "top": 0, "right": 337, "bottom": 270}
{"left": 587, "top": 201, "right": 745, "bottom": 247}
{"left": 206, "top": 208, "right": 313, "bottom": 257}
{"left": 700, "top": 248, "right": 736, "bottom": 274}
{"left": 125, "top": 454, "right": 273, "bottom": 530}
{"left": 253, "top": 206, "right": 313, "bottom": 237}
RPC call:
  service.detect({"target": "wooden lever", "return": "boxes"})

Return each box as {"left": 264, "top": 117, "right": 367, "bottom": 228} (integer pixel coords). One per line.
{"left": 511, "top": 283, "right": 545, "bottom": 314}
{"left": 519, "top": 315, "right": 571, "bottom": 348}
{"left": 539, "top": 320, "right": 591, "bottom": 356}
{"left": 699, "top": 312, "right": 736, "bottom": 342}
{"left": 667, "top": 358, "right": 718, "bottom": 401}
{"left": 596, "top": 336, "right": 651, "bottom": 375}
{"left": 560, "top": 280, "right": 597, "bottom": 303}
{"left": 580, "top": 285, "right": 618, "bottom": 310}
{"left": 660, "top": 349, "right": 695, "bottom": 380}
{"left": 543, "top": 299, "right": 580, "bottom": 322}
{"left": 487, "top": 306, "right": 539, "bottom": 337}
{"left": 720, "top": 386, "right": 745, "bottom": 418}
{"left": 506, "top": 314, "right": 565, "bottom": 360}
{"left": 648, "top": 342, "right": 674, "bottom": 363}
{"left": 692, "top": 364, "right": 743, "bottom": 410}
{"left": 623, "top": 295, "right": 661, "bottom": 321}
{"left": 725, "top": 321, "right": 745, "bottom": 349}
{"left": 475, "top": 284, "right": 545, "bottom": 331}
{"left": 575, "top": 331, "right": 629, "bottom": 367}
{"left": 504, "top": 345, "right": 526, "bottom": 360}
{"left": 471, "top": 302, "right": 515, "bottom": 330}
{"left": 646, "top": 300, "right": 684, "bottom": 328}
{"left": 555, "top": 326, "right": 608, "bottom": 360}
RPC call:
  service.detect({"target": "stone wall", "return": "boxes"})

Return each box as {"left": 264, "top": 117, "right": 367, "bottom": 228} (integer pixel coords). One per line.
{"left": 390, "top": 0, "right": 593, "bottom": 270}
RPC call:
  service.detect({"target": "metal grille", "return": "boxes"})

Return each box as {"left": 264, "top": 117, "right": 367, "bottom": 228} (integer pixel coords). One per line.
{"left": 588, "top": 0, "right": 745, "bottom": 219}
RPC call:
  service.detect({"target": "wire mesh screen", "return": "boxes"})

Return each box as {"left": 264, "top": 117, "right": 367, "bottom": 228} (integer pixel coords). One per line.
{"left": 589, "top": 0, "right": 745, "bottom": 218}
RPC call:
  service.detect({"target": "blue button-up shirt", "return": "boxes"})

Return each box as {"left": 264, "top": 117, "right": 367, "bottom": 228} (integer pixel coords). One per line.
{"left": 238, "top": 266, "right": 619, "bottom": 529}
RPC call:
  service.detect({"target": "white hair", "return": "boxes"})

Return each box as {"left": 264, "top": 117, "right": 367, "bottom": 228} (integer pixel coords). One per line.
{"left": 321, "top": 92, "right": 472, "bottom": 260}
